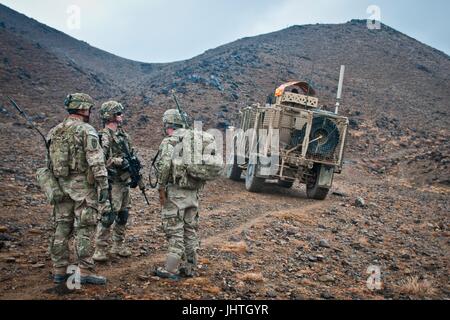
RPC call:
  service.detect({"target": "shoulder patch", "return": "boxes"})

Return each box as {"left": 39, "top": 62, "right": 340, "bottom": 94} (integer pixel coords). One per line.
{"left": 87, "top": 134, "right": 100, "bottom": 150}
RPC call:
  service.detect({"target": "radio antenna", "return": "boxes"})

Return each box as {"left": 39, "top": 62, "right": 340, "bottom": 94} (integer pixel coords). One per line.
{"left": 335, "top": 65, "right": 345, "bottom": 114}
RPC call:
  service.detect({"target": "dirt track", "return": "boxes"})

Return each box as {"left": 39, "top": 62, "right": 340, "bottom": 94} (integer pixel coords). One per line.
{"left": 0, "top": 156, "right": 448, "bottom": 300}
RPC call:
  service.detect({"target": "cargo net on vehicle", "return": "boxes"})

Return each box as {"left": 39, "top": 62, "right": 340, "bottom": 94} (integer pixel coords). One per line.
{"left": 290, "top": 115, "right": 345, "bottom": 164}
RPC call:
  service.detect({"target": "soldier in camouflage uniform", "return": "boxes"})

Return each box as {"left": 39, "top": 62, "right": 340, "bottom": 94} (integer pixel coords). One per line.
{"left": 93, "top": 101, "right": 143, "bottom": 262}
{"left": 47, "top": 93, "right": 109, "bottom": 285}
{"left": 155, "top": 109, "right": 203, "bottom": 280}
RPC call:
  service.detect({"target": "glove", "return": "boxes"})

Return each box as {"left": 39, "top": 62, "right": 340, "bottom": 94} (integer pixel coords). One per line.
{"left": 100, "top": 210, "right": 116, "bottom": 228}
{"left": 121, "top": 158, "right": 130, "bottom": 171}
{"left": 158, "top": 188, "right": 167, "bottom": 207}
{"left": 98, "top": 188, "right": 109, "bottom": 204}
{"left": 106, "top": 157, "right": 123, "bottom": 168}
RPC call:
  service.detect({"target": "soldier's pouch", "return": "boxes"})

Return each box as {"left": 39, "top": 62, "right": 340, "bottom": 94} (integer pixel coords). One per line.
{"left": 36, "top": 167, "right": 65, "bottom": 205}
{"left": 79, "top": 206, "right": 98, "bottom": 228}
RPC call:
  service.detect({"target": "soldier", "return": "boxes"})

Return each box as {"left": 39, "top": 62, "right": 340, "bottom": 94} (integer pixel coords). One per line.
{"left": 47, "top": 93, "right": 109, "bottom": 285}
{"left": 93, "top": 101, "right": 143, "bottom": 262}
{"left": 155, "top": 109, "right": 203, "bottom": 280}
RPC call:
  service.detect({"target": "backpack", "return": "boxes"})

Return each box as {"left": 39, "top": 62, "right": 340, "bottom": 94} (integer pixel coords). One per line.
{"left": 172, "top": 129, "right": 223, "bottom": 186}
{"left": 36, "top": 167, "right": 65, "bottom": 205}
{"left": 49, "top": 124, "right": 72, "bottom": 178}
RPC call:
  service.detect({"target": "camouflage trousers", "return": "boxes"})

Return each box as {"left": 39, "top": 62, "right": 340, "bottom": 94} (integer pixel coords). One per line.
{"left": 161, "top": 184, "right": 200, "bottom": 265}
{"left": 95, "top": 182, "right": 131, "bottom": 248}
{"left": 50, "top": 195, "right": 98, "bottom": 273}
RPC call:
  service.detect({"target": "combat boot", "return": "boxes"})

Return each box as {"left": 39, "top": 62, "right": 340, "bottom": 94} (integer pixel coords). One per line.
{"left": 180, "top": 254, "right": 198, "bottom": 278}
{"left": 155, "top": 253, "right": 181, "bottom": 281}
{"left": 179, "top": 264, "right": 194, "bottom": 278}
{"left": 53, "top": 267, "right": 69, "bottom": 284}
{"left": 110, "top": 243, "right": 132, "bottom": 258}
{"left": 93, "top": 247, "right": 109, "bottom": 262}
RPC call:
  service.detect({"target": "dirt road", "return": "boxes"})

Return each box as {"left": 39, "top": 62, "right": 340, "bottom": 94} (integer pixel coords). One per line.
{"left": 0, "top": 159, "right": 448, "bottom": 300}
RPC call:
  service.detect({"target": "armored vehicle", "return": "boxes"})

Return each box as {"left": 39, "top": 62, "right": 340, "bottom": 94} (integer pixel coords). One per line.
{"left": 226, "top": 76, "right": 349, "bottom": 200}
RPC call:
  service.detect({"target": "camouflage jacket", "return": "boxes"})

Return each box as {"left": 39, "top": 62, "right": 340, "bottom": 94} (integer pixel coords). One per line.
{"left": 47, "top": 117, "right": 108, "bottom": 193}
{"left": 100, "top": 127, "right": 135, "bottom": 183}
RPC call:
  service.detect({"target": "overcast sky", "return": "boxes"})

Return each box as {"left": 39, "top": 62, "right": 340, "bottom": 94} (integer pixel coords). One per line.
{"left": 2, "top": 0, "right": 449, "bottom": 62}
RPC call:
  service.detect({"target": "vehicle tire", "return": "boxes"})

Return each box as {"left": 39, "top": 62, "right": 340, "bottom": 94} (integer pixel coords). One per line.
{"left": 277, "top": 179, "right": 294, "bottom": 188}
{"left": 226, "top": 154, "right": 242, "bottom": 181}
{"left": 245, "top": 163, "right": 265, "bottom": 193}
{"left": 306, "top": 165, "right": 330, "bottom": 200}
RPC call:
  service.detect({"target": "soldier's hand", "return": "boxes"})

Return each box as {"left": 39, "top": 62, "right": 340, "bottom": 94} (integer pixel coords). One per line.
{"left": 158, "top": 189, "right": 167, "bottom": 207}
{"left": 121, "top": 158, "right": 130, "bottom": 170}
{"left": 101, "top": 200, "right": 112, "bottom": 216}
{"left": 98, "top": 188, "right": 109, "bottom": 204}
{"left": 100, "top": 207, "right": 115, "bottom": 226}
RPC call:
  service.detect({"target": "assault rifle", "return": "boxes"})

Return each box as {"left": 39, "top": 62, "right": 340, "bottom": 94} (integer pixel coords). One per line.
{"left": 118, "top": 140, "right": 150, "bottom": 206}
{"left": 7, "top": 96, "right": 49, "bottom": 150}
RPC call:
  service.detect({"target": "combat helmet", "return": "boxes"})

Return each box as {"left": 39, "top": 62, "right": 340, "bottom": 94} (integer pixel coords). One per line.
{"left": 163, "top": 109, "right": 185, "bottom": 128}
{"left": 64, "top": 93, "right": 94, "bottom": 111}
{"left": 100, "top": 101, "right": 124, "bottom": 122}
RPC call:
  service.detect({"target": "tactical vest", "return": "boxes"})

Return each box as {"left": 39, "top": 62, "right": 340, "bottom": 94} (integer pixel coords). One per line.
{"left": 101, "top": 128, "right": 131, "bottom": 180}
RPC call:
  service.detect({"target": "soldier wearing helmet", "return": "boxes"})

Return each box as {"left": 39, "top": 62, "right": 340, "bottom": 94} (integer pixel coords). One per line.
{"left": 46, "top": 93, "right": 109, "bottom": 285}
{"left": 154, "top": 109, "right": 202, "bottom": 280}
{"left": 93, "top": 101, "right": 144, "bottom": 262}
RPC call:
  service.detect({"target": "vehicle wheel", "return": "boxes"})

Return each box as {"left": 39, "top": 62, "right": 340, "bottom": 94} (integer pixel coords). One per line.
{"left": 245, "top": 163, "right": 265, "bottom": 193}
{"left": 226, "top": 154, "right": 242, "bottom": 181}
{"left": 306, "top": 165, "right": 330, "bottom": 200}
{"left": 277, "top": 179, "right": 294, "bottom": 188}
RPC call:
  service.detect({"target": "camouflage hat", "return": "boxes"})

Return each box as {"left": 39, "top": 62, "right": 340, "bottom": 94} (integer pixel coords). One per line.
{"left": 64, "top": 93, "right": 94, "bottom": 111}
{"left": 100, "top": 101, "right": 124, "bottom": 121}
{"left": 163, "top": 109, "right": 185, "bottom": 127}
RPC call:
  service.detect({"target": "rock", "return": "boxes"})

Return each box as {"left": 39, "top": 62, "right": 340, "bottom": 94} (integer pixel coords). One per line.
{"left": 316, "top": 255, "right": 325, "bottom": 262}
{"left": 0, "top": 226, "right": 7, "bottom": 233}
{"left": 32, "top": 263, "right": 45, "bottom": 269}
{"left": 266, "top": 290, "right": 277, "bottom": 298}
{"left": 355, "top": 197, "right": 366, "bottom": 208}
{"left": 319, "top": 239, "right": 331, "bottom": 248}
{"left": 319, "top": 275, "right": 335, "bottom": 283}
{"left": 229, "top": 235, "right": 241, "bottom": 242}
{"left": 5, "top": 257, "right": 16, "bottom": 263}
{"left": 137, "top": 274, "right": 150, "bottom": 281}
{"left": 350, "top": 242, "right": 363, "bottom": 250}
{"left": 321, "top": 292, "right": 335, "bottom": 299}
{"left": 332, "top": 191, "right": 348, "bottom": 197}
{"left": 308, "top": 255, "right": 318, "bottom": 262}
{"left": 0, "top": 233, "right": 14, "bottom": 242}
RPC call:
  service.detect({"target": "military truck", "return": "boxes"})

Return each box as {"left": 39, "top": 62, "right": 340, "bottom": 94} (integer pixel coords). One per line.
{"left": 226, "top": 73, "right": 349, "bottom": 200}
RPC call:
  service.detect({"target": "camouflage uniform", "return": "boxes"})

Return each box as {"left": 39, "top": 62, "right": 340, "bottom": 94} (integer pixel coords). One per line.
{"left": 93, "top": 101, "right": 138, "bottom": 261}
{"left": 47, "top": 93, "right": 109, "bottom": 281}
{"left": 155, "top": 110, "right": 203, "bottom": 278}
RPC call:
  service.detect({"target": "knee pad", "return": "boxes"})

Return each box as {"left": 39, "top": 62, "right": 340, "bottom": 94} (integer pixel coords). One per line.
{"left": 116, "top": 210, "right": 129, "bottom": 226}
{"left": 101, "top": 211, "right": 116, "bottom": 228}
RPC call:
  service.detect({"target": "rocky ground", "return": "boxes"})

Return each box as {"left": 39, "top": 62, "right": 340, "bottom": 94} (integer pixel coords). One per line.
{"left": 0, "top": 145, "right": 448, "bottom": 300}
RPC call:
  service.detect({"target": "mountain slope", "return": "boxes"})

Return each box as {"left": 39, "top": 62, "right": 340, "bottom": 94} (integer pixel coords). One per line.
{"left": 0, "top": 5, "right": 449, "bottom": 186}
{"left": 0, "top": 3, "right": 162, "bottom": 88}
